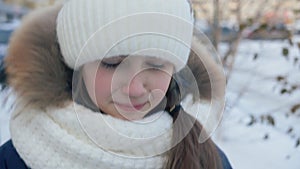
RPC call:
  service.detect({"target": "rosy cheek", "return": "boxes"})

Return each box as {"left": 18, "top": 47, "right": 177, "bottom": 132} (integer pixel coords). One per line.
{"left": 94, "top": 69, "right": 113, "bottom": 102}
{"left": 148, "top": 73, "right": 171, "bottom": 99}
{"left": 155, "top": 73, "right": 172, "bottom": 91}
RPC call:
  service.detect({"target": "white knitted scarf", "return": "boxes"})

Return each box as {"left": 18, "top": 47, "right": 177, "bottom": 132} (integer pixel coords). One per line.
{"left": 10, "top": 102, "right": 173, "bottom": 169}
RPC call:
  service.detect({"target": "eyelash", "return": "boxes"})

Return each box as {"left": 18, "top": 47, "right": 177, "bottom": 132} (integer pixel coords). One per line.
{"left": 100, "top": 61, "right": 165, "bottom": 70}
{"left": 147, "top": 63, "right": 165, "bottom": 69}
{"left": 100, "top": 62, "right": 121, "bottom": 69}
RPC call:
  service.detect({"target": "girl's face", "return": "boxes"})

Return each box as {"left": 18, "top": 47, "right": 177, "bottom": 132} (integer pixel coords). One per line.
{"left": 82, "top": 56, "right": 174, "bottom": 120}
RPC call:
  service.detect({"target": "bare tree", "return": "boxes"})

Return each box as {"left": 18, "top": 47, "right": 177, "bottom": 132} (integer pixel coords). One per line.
{"left": 212, "top": 0, "right": 221, "bottom": 51}
{"left": 192, "top": 0, "right": 300, "bottom": 149}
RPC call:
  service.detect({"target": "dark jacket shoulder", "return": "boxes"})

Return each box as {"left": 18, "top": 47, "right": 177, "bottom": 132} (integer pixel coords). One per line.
{"left": 217, "top": 146, "right": 233, "bottom": 169}
{"left": 0, "top": 140, "right": 29, "bottom": 169}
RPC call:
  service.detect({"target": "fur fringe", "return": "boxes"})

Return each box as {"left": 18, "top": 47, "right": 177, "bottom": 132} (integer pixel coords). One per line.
{"left": 5, "top": 5, "right": 72, "bottom": 110}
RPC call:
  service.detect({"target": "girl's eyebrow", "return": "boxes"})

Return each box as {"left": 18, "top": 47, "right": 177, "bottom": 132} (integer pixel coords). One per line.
{"left": 102, "top": 55, "right": 128, "bottom": 62}
{"left": 119, "top": 55, "right": 128, "bottom": 58}
{"left": 104, "top": 55, "right": 128, "bottom": 59}
{"left": 145, "top": 56, "right": 169, "bottom": 63}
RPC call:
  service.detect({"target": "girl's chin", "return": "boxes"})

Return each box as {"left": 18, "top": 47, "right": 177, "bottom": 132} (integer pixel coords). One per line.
{"left": 120, "top": 112, "right": 150, "bottom": 121}
{"left": 103, "top": 102, "right": 164, "bottom": 121}
{"left": 113, "top": 112, "right": 147, "bottom": 121}
{"left": 114, "top": 102, "right": 150, "bottom": 112}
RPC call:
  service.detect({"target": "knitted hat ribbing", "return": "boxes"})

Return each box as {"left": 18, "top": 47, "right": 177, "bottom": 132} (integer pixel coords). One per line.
{"left": 56, "top": 0, "right": 194, "bottom": 71}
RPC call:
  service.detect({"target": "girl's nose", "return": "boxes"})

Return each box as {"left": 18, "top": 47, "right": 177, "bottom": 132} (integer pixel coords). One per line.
{"left": 122, "top": 75, "right": 147, "bottom": 98}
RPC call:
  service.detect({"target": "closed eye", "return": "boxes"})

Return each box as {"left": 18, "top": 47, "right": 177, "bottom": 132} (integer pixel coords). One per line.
{"left": 100, "top": 61, "right": 121, "bottom": 69}
{"left": 100, "top": 55, "right": 126, "bottom": 69}
{"left": 146, "top": 62, "right": 165, "bottom": 69}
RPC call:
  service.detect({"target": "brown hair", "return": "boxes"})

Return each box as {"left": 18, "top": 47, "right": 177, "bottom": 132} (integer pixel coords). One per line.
{"left": 163, "top": 42, "right": 225, "bottom": 168}
{"left": 164, "top": 76, "right": 223, "bottom": 169}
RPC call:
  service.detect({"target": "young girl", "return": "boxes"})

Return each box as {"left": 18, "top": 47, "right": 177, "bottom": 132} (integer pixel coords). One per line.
{"left": 0, "top": 0, "right": 232, "bottom": 169}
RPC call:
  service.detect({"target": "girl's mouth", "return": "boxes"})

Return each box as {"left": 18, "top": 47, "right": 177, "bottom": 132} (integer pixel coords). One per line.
{"left": 114, "top": 102, "right": 147, "bottom": 111}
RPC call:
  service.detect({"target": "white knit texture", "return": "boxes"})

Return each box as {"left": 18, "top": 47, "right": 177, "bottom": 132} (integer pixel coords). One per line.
{"left": 10, "top": 102, "right": 173, "bottom": 169}
{"left": 56, "top": 0, "right": 194, "bottom": 71}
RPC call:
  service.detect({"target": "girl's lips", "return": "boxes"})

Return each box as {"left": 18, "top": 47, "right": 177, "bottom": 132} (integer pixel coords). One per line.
{"left": 114, "top": 102, "right": 147, "bottom": 111}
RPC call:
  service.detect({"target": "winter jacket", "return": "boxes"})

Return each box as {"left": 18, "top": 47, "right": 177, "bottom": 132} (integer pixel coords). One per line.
{"left": 0, "top": 140, "right": 29, "bottom": 169}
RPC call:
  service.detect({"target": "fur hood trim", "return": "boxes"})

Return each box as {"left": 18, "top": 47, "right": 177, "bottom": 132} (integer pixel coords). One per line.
{"left": 5, "top": 5, "right": 72, "bottom": 109}
{"left": 5, "top": 5, "right": 225, "bottom": 110}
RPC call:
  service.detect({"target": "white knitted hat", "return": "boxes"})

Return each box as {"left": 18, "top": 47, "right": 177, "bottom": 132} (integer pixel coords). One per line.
{"left": 56, "top": 0, "right": 194, "bottom": 71}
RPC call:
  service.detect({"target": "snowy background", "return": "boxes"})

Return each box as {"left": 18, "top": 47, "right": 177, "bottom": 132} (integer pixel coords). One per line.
{"left": 214, "top": 35, "right": 300, "bottom": 169}
{"left": 1, "top": 36, "right": 300, "bottom": 168}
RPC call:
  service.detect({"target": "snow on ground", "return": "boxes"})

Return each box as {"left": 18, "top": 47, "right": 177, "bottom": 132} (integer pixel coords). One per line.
{"left": 0, "top": 36, "right": 300, "bottom": 168}
{"left": 214, "top": 35, "right": 300, "bottom": 169}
